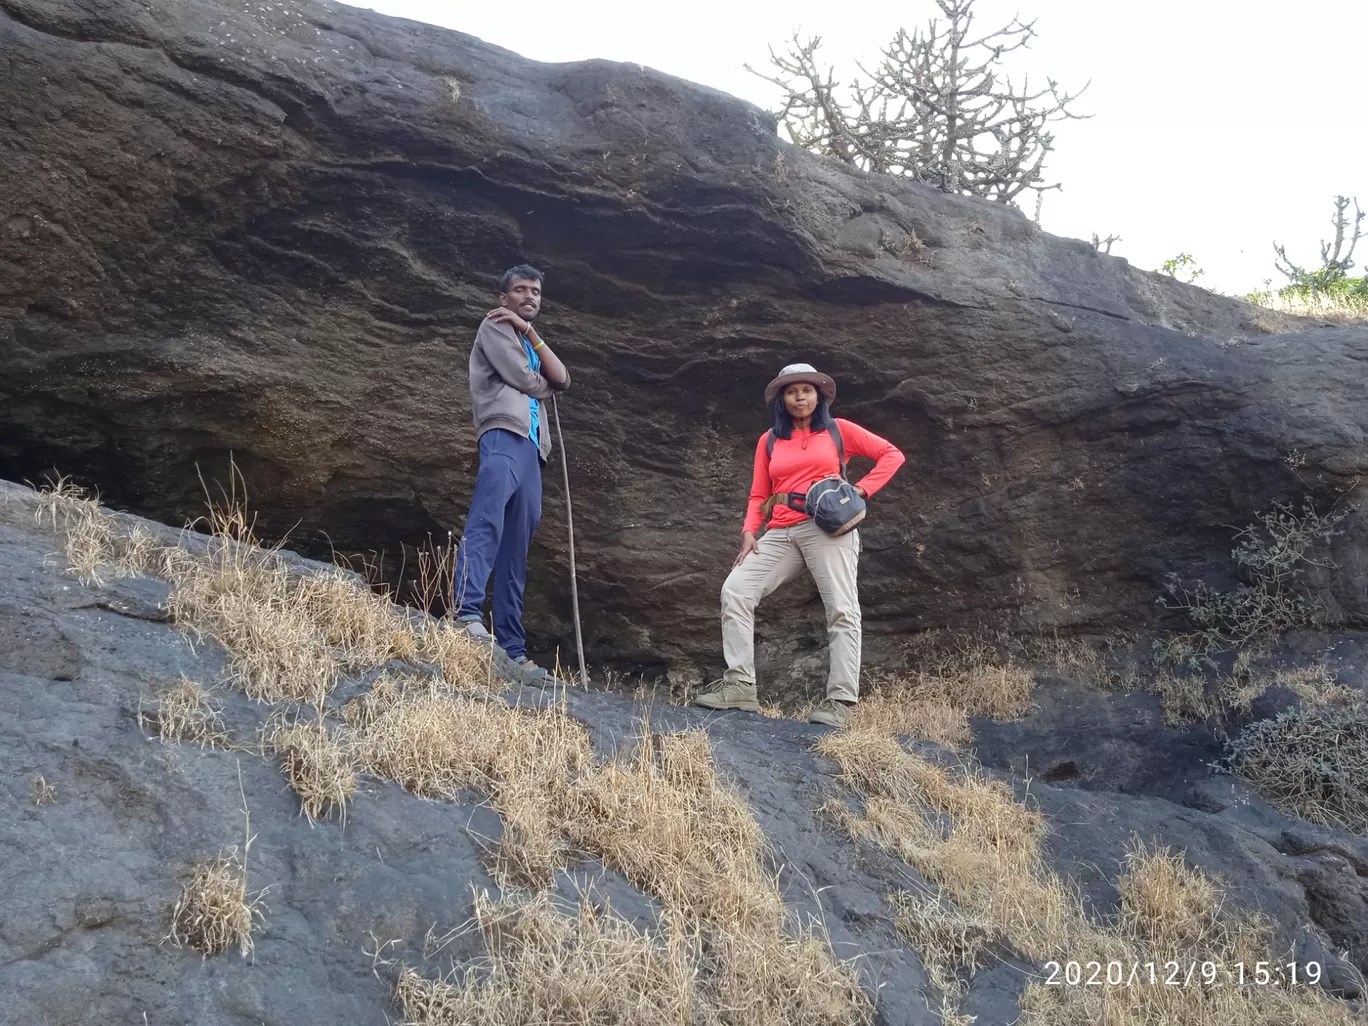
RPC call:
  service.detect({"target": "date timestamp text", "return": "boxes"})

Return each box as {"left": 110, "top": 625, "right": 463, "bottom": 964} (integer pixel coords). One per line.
{"left": 1042, "top": 960, "right": 1322, "bottom": 988}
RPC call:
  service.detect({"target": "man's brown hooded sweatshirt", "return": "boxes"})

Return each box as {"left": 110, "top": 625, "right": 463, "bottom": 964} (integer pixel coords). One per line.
{"left": 468, "top": 317, "right": 571, "bottom": 462}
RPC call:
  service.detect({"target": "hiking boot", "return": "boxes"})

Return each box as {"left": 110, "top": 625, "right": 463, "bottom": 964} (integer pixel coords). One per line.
{"left": 693, "top": 679, "right": 760, "bottom": 713}
{"left": 808, "top": 698, "right": 855, "bottom": 728}
{"left": 512, "top": 656, "right": 553, "bottom": 685}
{"left": 456, "top": 617, "right": 493, "bottom": 646}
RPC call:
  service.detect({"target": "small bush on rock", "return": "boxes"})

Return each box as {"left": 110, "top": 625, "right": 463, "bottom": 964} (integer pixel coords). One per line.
{"left": 1226, "top": 701, "right": 1368, "bottom": 834}
{"left": 1162, "top": 498, "right": 1347, "bottom": 656}
{"left": 169, "top": 849, "right": 265, "bottom": 957}
{"left": 1248, "top": 195, "right": 1368, "bottom": 322}
{"left": 145, "top": 677, "right": 229, "bottom": 746}
{"left": 268, "top": 719, "right": 357, "bottom": 822}
{"left": 29, "top": 774, "right": 57, "bottom": 806}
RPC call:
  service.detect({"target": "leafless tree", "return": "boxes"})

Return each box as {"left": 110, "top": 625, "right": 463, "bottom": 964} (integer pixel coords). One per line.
{"left": 750, "top": 0, "right": 1087, "bottom": 206}
{"left": 1091, "top": 233, "right": 1121, "bottom": 255}
{"left": 1274, "top": 195, "right": 1365, "bottom": 291}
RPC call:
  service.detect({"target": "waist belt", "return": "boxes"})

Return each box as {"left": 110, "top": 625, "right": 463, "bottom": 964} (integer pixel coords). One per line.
{"left": 761, "top": 491, "right": 808, "bottom": 516}
{"left": 761, "top": 477, "right": 867, "bottom": 536}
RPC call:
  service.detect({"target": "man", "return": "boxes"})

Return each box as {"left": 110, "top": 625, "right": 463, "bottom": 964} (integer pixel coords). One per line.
{"left": 452, "top": 264, "right": 570, "bottom": 680}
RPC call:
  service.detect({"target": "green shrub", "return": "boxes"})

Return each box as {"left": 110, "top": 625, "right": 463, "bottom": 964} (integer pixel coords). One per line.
{"left": 1253, "top": 194, "right": 1368, "bottom": 320}
{"left": 1158, "top": 253, "right": 1204, "bottom": 284}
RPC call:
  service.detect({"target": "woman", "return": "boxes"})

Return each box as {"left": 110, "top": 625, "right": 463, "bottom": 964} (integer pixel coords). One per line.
{"left": 696, "top": 363, "right": 905, "bottom": 726}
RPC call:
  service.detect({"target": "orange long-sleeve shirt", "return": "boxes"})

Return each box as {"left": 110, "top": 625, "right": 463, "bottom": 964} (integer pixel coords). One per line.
{"left": 743, "top": 418, "right": 905, "bottom": 534}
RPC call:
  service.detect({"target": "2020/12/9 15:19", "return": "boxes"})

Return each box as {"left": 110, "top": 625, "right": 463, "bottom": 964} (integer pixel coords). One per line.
{"left": 1042, "top": 960, "right": 1323, "bottom": 987}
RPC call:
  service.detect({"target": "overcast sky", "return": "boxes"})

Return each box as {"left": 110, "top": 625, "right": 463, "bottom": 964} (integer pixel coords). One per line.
{"left": 352, "top": 0, "right": 1367, "bottom": 296}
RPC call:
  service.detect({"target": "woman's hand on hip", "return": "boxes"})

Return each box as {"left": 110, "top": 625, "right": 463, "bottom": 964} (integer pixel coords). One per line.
{"left": 734, "top": 531, "right": 758, "bottom": 567}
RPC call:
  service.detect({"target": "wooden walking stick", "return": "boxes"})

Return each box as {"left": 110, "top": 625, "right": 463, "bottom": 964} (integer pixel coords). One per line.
{"left": 551, "top": 394, "right": 588, "bottom": 687}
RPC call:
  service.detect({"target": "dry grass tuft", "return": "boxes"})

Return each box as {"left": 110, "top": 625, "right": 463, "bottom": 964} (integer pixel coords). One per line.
{"left": 854, "top": 637, "right": 1035, "bottom": 745}
{"left": 1115, "top": 841, "right": 1225, "bottom": 951}
{"left": 564, "top": 729, "right": 781, "bottom": 931}
{"left": 30, "top": 774, "right": 57, "bottom": 806}
{"left": 144, "top": 677, "right": 229, "bottom": 746}
{"left": 410, "top": 616, "right": 495, "bottom": 689}
{"left": 1247, "top": 288, "right": 1368, "bottom": 324}
{"left": 1147, "top": 667, "right": 1213, "bottom": 725}
{"left": 353, "top": 680, "right": 591, "bottom": 885}
{"left": 117, "top": 523, "right": 164, "bottom": 577}
{"left": 1141, "top": 648, "right": 1357, "bottom": 727}
{"left": 889, "top": 889, "right": 995, "bottom": 997}
{"left": 1274, "top": 664, "right": 1356, "bottom": 708}
{"left": 853, "top": 694, "right": 971, "bottom": 747}
{"left": 1019, "top": 839, "right": 1353, "bottom": 1026}
{"left": 1124, "top": 644, "right": 1347, "bottom": 726}
{"left": 369, "top": 686, "right": 870, "bottom": 1024}
{"left": 35, "top": 477, "right": 118, "bottom": 584}
{"left": 1022, "top": 631, "right": 1141, "bottom": 691}
{"left": 168, "top": 849, "right": 265, "bottom": 957}
{"left": 340, "top": 669, "right": 431, "bottom": 730}
{"left": 268, "top": 719, "right": 358, "bottom": 822}
{"left": 165, "top": 549, "right": 350, "bottom": 707}
{"left": 819, "top": 731, "right": 1071, "bottom": 958}
{"left": 394, "top": 892, "right": 699, "bottom": 1026}
{"left": 397, "top": 888, "right": 866, "bottom": 1026}
{"left": 165, "top": 539, "right": 490, "bottom": 705}
{"left": 562, "top": 730, "right": 870, "bottom": 1024}
{"left": 708, "top": 922, "right": 872, "bottom": 1026}
{"left": 354, "top": 682, "right": 591, "bottom": 801}
{"left": 822, "top": 722, "right": 1360, "bottom": 1024}
{"left": 33, "top": 479, "right": 492, "bottom": 707}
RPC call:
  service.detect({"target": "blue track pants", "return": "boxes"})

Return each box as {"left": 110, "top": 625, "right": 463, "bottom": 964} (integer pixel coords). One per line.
{"left": 453, "top": 429, "right": 543, "bottom": 660}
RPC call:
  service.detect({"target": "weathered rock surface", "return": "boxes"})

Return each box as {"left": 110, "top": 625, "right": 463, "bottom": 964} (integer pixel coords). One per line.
{"left": 3, "top": 480, "right": 1367, "bottom": 1024}
{"left": 2, "top": 0, "right": 1367, "bottom": 686}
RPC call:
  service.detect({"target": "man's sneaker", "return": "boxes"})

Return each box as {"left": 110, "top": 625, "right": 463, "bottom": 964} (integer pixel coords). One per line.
{"left": 693, "top": 679, "right": 760, "bottom": 712}
{"left": 808, "top": 698, "right": 855, "bottom": 728}
{"left": 511, "top": 656, "right": 553, "bottom": 685}
{"left": 456, "top": 617, "right": 493, "bottom": 645}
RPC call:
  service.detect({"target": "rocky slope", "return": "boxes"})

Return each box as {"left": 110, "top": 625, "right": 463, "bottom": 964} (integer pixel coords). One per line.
{"left": 3, "top": 0, "right": 1366, "bottom": 681}
{"left": 2, "top": 477, "right": 1367, "bottom": 1026}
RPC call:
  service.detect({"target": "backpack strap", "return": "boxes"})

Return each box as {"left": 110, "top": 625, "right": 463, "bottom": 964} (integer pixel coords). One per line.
{"left": 760, "top": 431, "right": 779, "bottom": 527}
{"left": 827, "top": 420, "right": 848, "bottom": 480}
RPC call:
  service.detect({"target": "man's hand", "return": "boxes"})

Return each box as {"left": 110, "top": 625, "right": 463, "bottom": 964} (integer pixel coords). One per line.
{"left": 855, "top": 485, "right": 867, "bottom": 499}
{"left": 487, "top": 307, "right": 531, "bottom": 335}
{"left": 734, "top": 531, "right": 758, "bottom": 568}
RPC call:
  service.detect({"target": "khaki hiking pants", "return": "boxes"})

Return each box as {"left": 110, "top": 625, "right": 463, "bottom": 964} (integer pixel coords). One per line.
{"left": 720, "top": 518, "right": 862, "bottom": 703}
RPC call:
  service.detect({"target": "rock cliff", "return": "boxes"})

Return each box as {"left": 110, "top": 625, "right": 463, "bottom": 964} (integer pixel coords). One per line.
{"left": 2, "top": 0, "right": 1366, "bottom": 683}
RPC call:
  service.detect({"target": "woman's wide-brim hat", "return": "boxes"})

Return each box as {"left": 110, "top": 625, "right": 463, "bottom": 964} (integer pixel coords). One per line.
{"left": 764, "top": 363, "right": 837, "bottom": 405}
